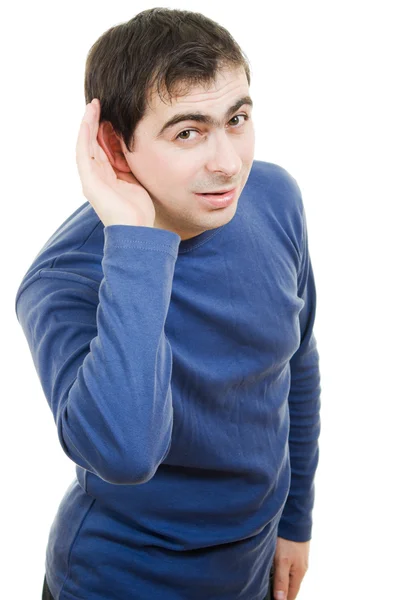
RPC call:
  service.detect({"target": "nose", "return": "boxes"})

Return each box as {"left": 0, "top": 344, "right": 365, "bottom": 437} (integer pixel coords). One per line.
{"left": 205, "top": 130, "right": 242, "bottom": 178}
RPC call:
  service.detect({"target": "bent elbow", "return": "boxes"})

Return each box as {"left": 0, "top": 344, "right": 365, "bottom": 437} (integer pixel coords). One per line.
{"left": 100, "top": 460, "right": 157, "bottom": 485}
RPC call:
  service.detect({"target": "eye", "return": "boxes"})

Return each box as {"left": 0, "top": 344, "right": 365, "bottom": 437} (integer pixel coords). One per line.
{"left": 175, "top": 113, "right": 250, "bottom": 142}
{"left": 176, "top": 129, "right": 195, "bottom": 141}
{"left": 228, "top": 114, "right": 249, "bottom": 127}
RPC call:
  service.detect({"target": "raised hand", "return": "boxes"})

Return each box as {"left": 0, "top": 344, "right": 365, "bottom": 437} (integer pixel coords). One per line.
{"left": 75, "top": 98, "right": 156, "bottom": 228}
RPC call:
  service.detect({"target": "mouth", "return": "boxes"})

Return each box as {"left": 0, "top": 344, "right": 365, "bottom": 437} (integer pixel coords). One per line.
{"left": 197, "top": 187, "right": 235, "bottom": 195}
{"left": 194, "top": 188, "right": 237, "bottom": 208}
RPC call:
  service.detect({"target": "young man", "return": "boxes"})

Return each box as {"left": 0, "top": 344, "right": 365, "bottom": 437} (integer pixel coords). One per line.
{"left": 16, "top": 8, "right": 321, "bottom": 600}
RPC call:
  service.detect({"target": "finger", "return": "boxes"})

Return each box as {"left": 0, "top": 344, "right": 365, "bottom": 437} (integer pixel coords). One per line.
{"left": 77, "top": 99, "right": 99, "bottom": 161}
{"left": 75, "top": 103, "right": 94, "bottom": 182}
{"left": 89, "top": 98, "right": 101, "bottom": 157}
{"left": 88, "top": 100, "right": 112, "bottom": 166}
{"left": 75, "top": 101, "right": 110, "bottom": 200}
{"left": 287, "top": 570, "right": 302, "bottom": 600}
{"left": 273, "top": 559, "right": 290, "bottom": 600}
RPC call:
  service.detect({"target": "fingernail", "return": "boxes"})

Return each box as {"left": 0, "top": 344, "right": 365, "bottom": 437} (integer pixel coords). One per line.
{"left": 275, "top": 592, "right": 285, "bottom": 600}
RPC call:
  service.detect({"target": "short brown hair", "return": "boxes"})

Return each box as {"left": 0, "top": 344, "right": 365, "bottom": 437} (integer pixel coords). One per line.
{"left": 84, "top": 7, "right": 251, "bottom": 153}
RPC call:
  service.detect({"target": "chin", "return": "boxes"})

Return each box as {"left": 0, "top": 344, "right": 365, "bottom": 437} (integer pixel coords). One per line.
{"left": 200, "top": 203, "right": 238, "bottom": 232}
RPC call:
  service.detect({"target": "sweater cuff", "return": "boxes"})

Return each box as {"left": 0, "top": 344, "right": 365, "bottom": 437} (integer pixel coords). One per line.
{"left": 104, "top": 224, "right": 181, "bottom": 259}
{"left": 277, "top": 517, "right": 313, "bottom": 542}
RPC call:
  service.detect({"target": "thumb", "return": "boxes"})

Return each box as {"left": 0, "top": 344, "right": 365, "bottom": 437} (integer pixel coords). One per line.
{"left": 273, "top": 559, "right": 290, "bottom": 600}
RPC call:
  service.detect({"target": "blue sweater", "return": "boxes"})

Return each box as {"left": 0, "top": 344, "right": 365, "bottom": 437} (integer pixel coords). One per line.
{"left": 15, "top": 160, "right": 321, "bottom": 600}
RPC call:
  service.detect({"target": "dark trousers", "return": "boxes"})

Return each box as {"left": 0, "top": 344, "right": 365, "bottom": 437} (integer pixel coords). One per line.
{"left": 42, "top": 575, "right": 54, "bottom": 600}
{"left": 42, "top": 569, "right": 274, "bottom": 599}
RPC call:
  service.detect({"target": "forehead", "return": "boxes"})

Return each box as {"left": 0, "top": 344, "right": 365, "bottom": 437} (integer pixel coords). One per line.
{"left": 146, "top": 66, "right": 250, "bottom": 118}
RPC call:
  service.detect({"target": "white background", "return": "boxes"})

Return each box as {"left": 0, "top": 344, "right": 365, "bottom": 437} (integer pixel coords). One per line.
{"left": 2, "top": 0, "right": 399, "bottom": 598}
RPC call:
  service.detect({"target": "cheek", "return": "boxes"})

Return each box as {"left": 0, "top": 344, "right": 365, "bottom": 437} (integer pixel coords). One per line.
{"left": 133, "top": 154, "right": 197, "bottom": 202}
{"left": 152, "top": 150, "right": 194, "bottom": 180}
{"left": 243, "top": 127, "right": 255, "bottom": 155}
{"left": 157, "top": 153, "right": 201, "bottom": 189}
{"left": 129, "top": 151, "right": 175, "bottom": 190}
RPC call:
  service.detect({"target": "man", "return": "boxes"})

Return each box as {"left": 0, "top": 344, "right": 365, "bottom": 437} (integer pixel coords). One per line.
{"left": 15, "top": 8, "right": 321, "bottom": 600}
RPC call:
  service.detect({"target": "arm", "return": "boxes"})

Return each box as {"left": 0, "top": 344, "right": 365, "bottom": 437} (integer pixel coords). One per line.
{"left": 15, "top": 224, "right": 180, "bottom": 485}
{"left": 277, "top": 202, "right": 322, "bottom": 543}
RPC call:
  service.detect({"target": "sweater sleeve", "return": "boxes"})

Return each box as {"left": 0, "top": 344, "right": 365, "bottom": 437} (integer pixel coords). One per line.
{"left": 15, "top": 225, "right": 180, "bottom": 485}
{"left": 277, "top": 204, "right": 322, "bottom": 542}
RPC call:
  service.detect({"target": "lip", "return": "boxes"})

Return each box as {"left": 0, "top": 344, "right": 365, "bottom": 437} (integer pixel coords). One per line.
{"left": 201, "top": 188, "right": 234, "bottom": 194}
{"left": 194, "top": 188, "right": 237, "bottom": 209}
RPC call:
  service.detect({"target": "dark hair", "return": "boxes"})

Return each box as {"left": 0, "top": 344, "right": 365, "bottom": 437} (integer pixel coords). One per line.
{"left": 84, "top": 7, "right": 251, "bottom": 152}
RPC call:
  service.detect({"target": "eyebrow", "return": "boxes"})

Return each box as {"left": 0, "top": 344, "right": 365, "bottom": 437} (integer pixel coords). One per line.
{"left": 156, "top": 95, "right": 253, "bottom": 138}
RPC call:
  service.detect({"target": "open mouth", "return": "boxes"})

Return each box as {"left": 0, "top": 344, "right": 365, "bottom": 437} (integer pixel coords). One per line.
{"left": 200, "top": 188, "right": 234, "bottom": 195}
{"left": 194, "top": 188, "right": 237, "bottom": 208}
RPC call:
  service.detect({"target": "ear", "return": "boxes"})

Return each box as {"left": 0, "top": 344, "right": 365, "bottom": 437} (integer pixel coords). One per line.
{"left": 96, "top": 121, "right": 132, "bottom": 173}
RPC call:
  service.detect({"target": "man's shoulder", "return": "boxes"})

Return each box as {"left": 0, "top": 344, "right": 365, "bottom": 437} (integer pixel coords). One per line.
{"left": 246, "top": 160, "right": 304, "bottom": 218}
{"left": 15, "top": 201, "right": 104, "bottom": 308}
{"left": 249, "top": 160, "right": 302, "bottom": 199}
